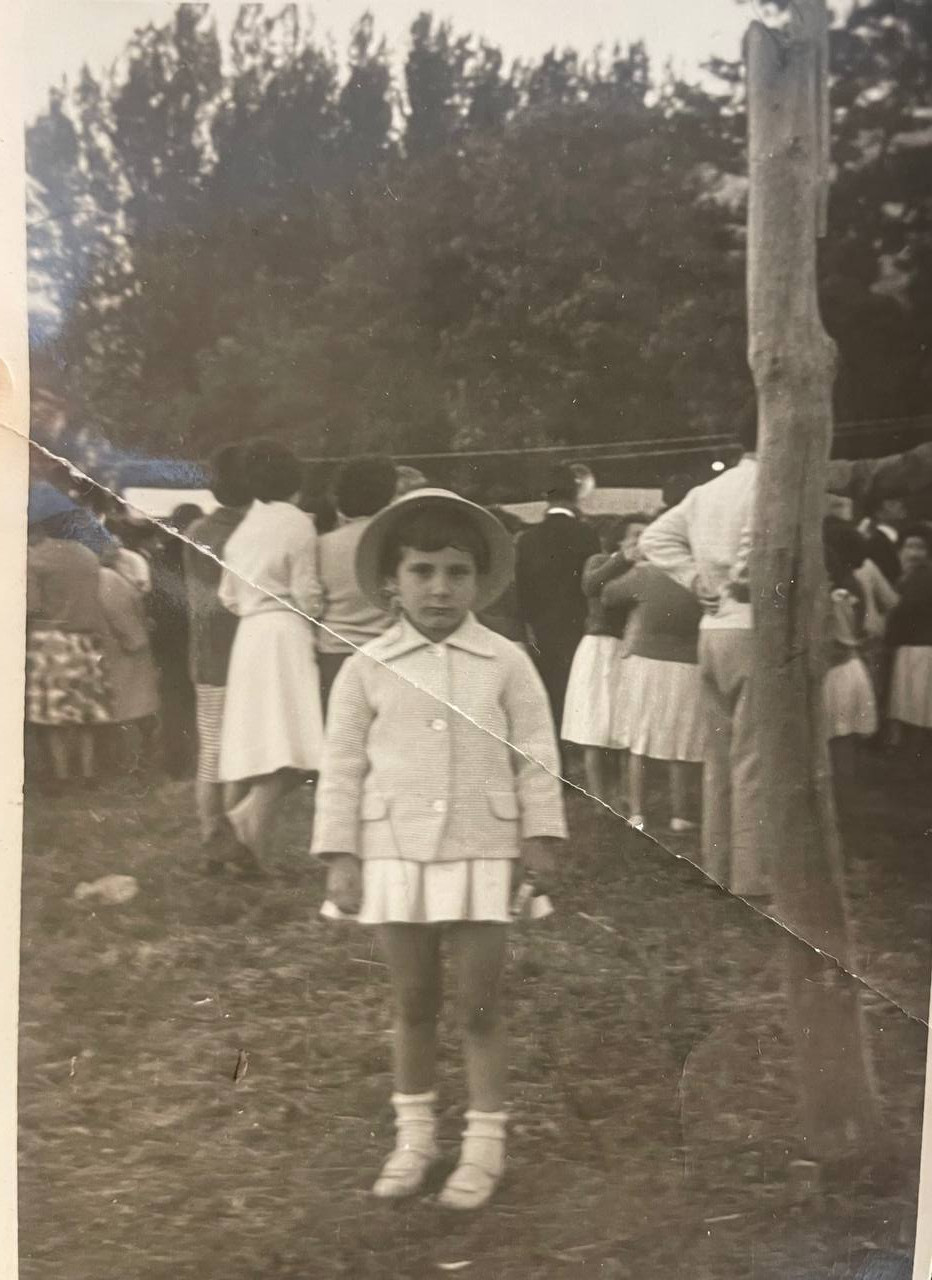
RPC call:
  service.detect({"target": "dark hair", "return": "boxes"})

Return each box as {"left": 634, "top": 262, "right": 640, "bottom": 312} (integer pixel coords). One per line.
{"left": 243, "top": 438, "right": 303, "bottom": 503}
{"left": 596, "top": 515, "right": 627, "bottom": 553}
{"left": 544, "top": 462, "right": 579, "bottom": 506}
{"left": 209, "top": 444, "right": 251, "bottom": 508}
{"left": 823, "top": 515, "right": 867, "bottom": 587}
{"left": 662, "top": 472, "right": 698, "bottom": 509}
{"left": 334, "top": 455, "right": 397, "bottom": 518}
{"left": 901, "top": 523, "right": 932, "bottom": 554}
{"left": 170, "top": 503, "right": 204, "bottom": 534}
{"left": 736, "top": 398, "right": 759, "bottom": 453}
{"left": 380, "top": 508, "right": 491, "bottom": 579}
{"left": 865, "top": 491, "right": 906, "bottom": 518}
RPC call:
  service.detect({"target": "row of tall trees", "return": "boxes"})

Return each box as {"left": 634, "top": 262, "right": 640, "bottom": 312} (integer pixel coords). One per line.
{"left": 25, "top": 1, "right": 932, "bottom": 466}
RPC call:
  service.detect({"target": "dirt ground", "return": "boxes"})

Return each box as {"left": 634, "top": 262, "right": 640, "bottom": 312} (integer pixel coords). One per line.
{"left": 17, "top": 750, "right": 929, "bottom": 1279}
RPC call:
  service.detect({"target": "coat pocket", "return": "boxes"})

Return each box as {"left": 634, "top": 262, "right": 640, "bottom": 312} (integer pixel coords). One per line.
{"left": 361, "top": 793, "right": 389, "bottom": 820}
{"left": 487, "top": 791, "right": 520, "bottom": 821}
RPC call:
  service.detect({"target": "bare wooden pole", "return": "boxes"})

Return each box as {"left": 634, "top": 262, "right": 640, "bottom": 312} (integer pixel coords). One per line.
{"left": 746, "top": 0, "right": 879, "bottom": 1159}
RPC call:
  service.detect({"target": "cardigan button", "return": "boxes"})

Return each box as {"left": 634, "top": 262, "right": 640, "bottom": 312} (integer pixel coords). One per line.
{"left": 430, "top": 718, "right": 447, "bottom": 732}
{"left": 431, "top": 799, "right": 447, "bottom": 813}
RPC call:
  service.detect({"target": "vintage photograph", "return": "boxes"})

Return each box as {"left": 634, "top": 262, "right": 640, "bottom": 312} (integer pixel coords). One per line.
{"left": 14, "top": 0, "right": 932, "bottom": 1275}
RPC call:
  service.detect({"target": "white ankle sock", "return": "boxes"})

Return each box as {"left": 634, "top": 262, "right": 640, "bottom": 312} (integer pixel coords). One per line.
{"left": 438, "top": 1109, "right": 507, "bottom": 1209}
{"left": 391, "top": 1090, "right": 438, "bottom": 1155}
{"left": 459, "top": 1109, "right": 507, "bottom": 1176}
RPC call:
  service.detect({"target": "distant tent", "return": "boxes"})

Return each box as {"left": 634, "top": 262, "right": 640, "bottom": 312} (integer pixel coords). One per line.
{"left": 114, "top": 458, "right": 209, "bottom": 491}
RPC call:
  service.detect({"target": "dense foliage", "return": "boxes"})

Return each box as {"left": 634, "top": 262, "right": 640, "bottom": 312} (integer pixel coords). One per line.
{"left": 26, "top": 2, "right": 932, "bottom": 468}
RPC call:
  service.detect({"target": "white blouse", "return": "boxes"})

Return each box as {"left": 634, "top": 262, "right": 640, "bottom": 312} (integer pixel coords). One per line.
{"left": 219, "top": 500, "right": 321, "bottom": 620}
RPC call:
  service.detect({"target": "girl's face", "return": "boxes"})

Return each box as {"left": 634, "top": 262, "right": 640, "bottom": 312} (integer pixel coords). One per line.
{"left": 388, "top": 545, "right": 479, "bottom": 641}
{"left": 899, "top": 535, "right": 930, "bottom": 576}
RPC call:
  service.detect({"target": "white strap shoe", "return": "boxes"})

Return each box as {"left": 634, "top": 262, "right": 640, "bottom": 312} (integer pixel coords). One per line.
{"left": 372, "top": 1143, "right": 439, "bottom": 1199}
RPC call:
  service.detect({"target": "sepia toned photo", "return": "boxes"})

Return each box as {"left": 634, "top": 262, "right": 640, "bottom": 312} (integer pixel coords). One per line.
{"left": 7, "top": 0, "right": 932, "bottom": 1275}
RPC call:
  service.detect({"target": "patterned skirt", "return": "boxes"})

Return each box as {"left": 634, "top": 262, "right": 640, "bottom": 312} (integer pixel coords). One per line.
{"left": 195, "top": 684, "right": 226, "bottom": 782}
{"left": 25, "top": 629, "right": 111, "bottom": 726}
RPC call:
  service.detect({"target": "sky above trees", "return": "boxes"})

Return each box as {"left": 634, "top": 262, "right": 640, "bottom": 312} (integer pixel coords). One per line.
{"left": 25, "top": 1, "right": 930, "bottom": 483}
{"left": 26, "top": 0, "right": 751, "bottom": 119}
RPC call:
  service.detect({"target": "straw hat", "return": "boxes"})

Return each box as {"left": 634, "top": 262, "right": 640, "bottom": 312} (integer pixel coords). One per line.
{"left": 355, "top": 488, "right": 515, "bottom": 613}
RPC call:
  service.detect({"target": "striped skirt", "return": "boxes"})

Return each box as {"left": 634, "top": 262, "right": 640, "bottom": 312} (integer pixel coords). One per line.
{"left": 195, "top": 684, "right": 226, "bottom": 783}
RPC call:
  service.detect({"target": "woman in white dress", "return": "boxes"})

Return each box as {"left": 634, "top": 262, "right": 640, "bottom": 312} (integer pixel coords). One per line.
{"left": 218, "top": 440, "right": 324, "bottom": 868}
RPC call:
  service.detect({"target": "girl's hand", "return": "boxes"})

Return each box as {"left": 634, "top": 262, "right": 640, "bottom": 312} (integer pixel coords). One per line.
{"left": 520, "top": 836, "right": 560, "bottom": 891}
{"left": 324, "top": 853, "right": 363, "bottom": 916}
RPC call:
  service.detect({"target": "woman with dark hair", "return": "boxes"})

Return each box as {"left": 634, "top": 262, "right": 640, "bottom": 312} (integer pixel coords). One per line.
{"left": 218, "top": 439, "right": 324, "bottom": 871}
{"left": 183, "top": 446, "right": 252, "bottom": 861}
{"left": 315, "top": 455, "right": 398, "bottom": 715}
{"left": 886, "top": 523, "right": 932, "bottom": 765}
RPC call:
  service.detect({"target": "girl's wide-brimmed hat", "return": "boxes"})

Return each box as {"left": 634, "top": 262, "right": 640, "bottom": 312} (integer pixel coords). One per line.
{"left": 355, "top": 487, "right": 515, "bottom": 613}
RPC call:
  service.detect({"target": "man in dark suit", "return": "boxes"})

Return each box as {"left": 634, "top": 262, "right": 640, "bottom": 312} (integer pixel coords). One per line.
{"left": 515, "top": 463, "right": 600, "bottom": 735}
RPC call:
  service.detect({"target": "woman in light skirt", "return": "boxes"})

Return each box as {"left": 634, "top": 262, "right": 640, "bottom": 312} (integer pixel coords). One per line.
{"left": 603, "top": 556, "right": 704, "bottom": 833}
{"left": 218, "top": 440, "right": 324, "bottom": 871}
{"left": 561, "top": 516, "right": 646, "bottom": 805}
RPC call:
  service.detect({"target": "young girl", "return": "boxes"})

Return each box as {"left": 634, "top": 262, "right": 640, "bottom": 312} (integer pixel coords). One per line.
{"left": 602, "top": 540, "right": 705, "bottom": 833}
{"left": 560, "top": 516, "right": 644, "bottom": 805}
{"left": 312, "top": 488, "right": 566, "bottom": 1210}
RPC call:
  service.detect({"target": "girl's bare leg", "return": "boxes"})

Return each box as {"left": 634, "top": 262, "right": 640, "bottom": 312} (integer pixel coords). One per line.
{"left": 627, "top": 752, "right": 645, "bottom": 823}
{"left": 228, "top": 768, "right": 304, "bottom": 857}
{"left": 441, "top": 922, "right": 509, "bottom": 1209}
{"left": 584, "top": 747, "right": 614, "bottom": 803}
{"left": 448, "top": 922, "right": 508, "bottom": 1112}
{"left": 372, "top": 924, "right": 443, "bottom": 1197}
{"left": 670, "top": 760, "right": 691, "bottom": 822}
{"left": 378, "top": 924, "right": 442, "bottom": 1094}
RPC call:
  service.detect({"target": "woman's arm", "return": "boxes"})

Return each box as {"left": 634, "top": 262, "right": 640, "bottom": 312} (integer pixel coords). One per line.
{"left": 99, "top": 574, "right": 148, "bottom": 653}
{"left": 581, "top": 552, "right": 627, "bottom": 596}
{"left": 290, "top": 524, "right": 324, "bottom": 620}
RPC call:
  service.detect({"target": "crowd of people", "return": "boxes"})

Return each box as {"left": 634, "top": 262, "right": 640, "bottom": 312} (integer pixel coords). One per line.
{"left": 24, "top": 431, "right": 932, "bottom": 838}
{"left": 23, "top": 427, "right": 932, "bottom": 1210}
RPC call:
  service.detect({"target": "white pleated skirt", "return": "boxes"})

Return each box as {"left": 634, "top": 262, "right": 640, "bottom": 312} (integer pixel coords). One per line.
{"left": 561, "top": 635, "right": 626, "bottom": 747}
{"left": 612, "top": 654, "right": 705, "bottom": 761}
{"left": 823, "top": 657, "right": 878, "bottom": 739}
{"left": 219, "top": 610, "right": 324, "bottom": 781}
{"left": 889, "top": 645, "right": 932, "bottom": 729}
{"left": 358, "top": 858, "right": 514, "bottom": 924}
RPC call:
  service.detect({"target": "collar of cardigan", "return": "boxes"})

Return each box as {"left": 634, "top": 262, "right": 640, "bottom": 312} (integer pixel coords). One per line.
{"left": 374, "top": 613, "right": 497, "bottom": 660}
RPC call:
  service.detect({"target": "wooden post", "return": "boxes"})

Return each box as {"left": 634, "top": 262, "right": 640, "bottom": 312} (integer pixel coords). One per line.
{"left": 746, "top": 0, "right": 879, "bottom": 1159}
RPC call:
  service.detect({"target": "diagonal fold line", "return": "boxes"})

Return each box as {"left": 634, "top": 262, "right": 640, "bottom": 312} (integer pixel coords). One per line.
{"left": 21, "top": 432, "right": 930, "bottom": 1029}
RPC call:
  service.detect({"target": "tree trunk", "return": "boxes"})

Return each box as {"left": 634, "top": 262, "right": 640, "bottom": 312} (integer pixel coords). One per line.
{"left": 746, "top": 0, "right": 879, "bottom": 1159}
